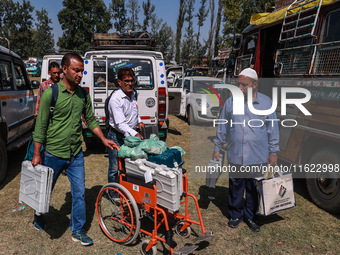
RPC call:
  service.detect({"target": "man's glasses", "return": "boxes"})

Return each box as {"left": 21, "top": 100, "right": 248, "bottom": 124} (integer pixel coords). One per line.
{"left": 122, "top": 79, "right": 134, "bottom": 84}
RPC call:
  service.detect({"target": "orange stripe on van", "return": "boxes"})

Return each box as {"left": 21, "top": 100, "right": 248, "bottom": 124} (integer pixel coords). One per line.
{"left": 0, "top": 92, "right": 34, "bottom": 100}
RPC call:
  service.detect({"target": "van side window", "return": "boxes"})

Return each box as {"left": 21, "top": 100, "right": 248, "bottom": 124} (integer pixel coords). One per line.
{"left": 0, "top": 60, "right": 13, "bottom": 91}
{"left": 14, "top": 64, "right": 27, "bottom": 90}
{"left": 322, "top": 9, "right": 340, "bottom": 43}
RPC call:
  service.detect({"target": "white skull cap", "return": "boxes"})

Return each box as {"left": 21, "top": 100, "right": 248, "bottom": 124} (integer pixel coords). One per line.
{"left": 239, "top": 68, "right": 258, "bottom": 81}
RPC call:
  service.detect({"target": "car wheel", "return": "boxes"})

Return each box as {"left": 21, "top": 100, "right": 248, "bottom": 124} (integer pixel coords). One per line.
{"left": 186, "top": 106, "right": 195, "bottom": 125}
{"left": 0, "top": 137, "right": 8, "bottom": 184}
{"left": 306, "top": 148, "right": 340, "bottom": 214}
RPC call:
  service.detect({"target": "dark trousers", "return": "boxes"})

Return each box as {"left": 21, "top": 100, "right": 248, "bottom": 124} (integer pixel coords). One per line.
{"left": 228, "top": 164, "right": 260, "bottom": 220}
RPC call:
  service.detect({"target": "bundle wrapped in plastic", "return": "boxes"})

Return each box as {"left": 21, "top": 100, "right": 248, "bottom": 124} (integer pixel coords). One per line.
{"left": 118, "top": 145, "right": 133, "bottom": 158}
{"left": 124, "top": 136, "right": 143, "bottom": 147}
{"left": 169, "top": 146, "right": 186, "bottom": 156}
{"left": 139, "top": 135, "right": 168, "bottom": 155}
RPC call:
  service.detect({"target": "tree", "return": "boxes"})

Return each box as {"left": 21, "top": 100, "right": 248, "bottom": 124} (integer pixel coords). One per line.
{"left": 142, "top": 0, "right": 155, "bottom": 31}
{"left": 196, "top": 0, "right": 209, "bottom": 50}
{"left": 126, "top": 0, "right": 140, "bottom": 31}
{"left": 175, "top": 0, "right": 187, "bottom": 64}
{"left": 221, "top": 0, "right": 242, "bottom": 46}
{"left": 58, "top": 0, "right": 112, "bottom": 52}
{"left": 158, "top": 23, "right": 174, "bottom": 63}
{"left": 214, "top": 0, "right": 223, "bottom": 58}
{"left": 221, "top": 0, "right": 276, "bottom": 47}
{"left": 12, "top": 0, "right": 34, "bottom": 58}
{"left": 206, "top": 0, "right": 215, "bottom": 64}
{"left": 110, "top": 0, "right": 127, "bottom": 33}
{"left": 0, "top": 0, "right": 17, "bottom": 48}
{"left": 181, "top": 0, "right": 196, "bottom": 67}
{"left": 33, "top": 8, "right": 55, "bottom": 58}
{"left": 150, "top": 13, "right": 163, "bottom": 40}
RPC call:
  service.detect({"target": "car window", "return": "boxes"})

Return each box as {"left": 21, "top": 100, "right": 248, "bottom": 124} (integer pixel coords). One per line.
{"left": 14, "top": 64, "right": 27, "bottom": 90}
{"left": 192, "top": 79, "right": 224, "bottom": 93}
{"left": 107, "top": 58, "right": 154, "bottom": 90}
{"left": 0, "top": 60, "right": 13, "bottom": 91}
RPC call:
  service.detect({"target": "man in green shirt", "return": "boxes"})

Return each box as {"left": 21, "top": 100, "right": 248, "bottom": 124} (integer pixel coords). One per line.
{"left": 32, "top": 53, "right": 116, "bottom": 246}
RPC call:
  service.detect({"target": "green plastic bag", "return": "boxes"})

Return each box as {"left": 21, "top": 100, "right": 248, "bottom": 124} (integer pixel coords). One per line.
{"left": 169, "top": 146, "right": 186, "bottom": 156}
{"left": 130, "top": 145, "right": 148, "bottom": 160}
{"left": 139, "top": 139, "right": 168, "bottom": 155}
{"left": 124, "top": 136, "right": 143, "bottom": 147}
{"left": 118, "top": 145, "right": 133, "bottom": 158}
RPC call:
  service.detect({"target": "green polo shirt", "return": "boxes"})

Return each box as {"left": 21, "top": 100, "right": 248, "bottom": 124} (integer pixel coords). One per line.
{"left": 34, "top": 80, "right": 99, "bottom": 158}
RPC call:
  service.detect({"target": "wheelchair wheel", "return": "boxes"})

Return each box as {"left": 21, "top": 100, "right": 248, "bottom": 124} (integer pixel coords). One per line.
{"left": 174, "top": 221, "right": 191, "bottom": 238}
{"left": 96, "top": 183, "right": 140, "bottom": 245}
{"left": 140, "top": 239, "right": 157, "bottom": 255}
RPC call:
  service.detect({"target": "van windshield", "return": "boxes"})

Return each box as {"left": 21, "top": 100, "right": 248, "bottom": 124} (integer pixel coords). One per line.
{"left": 107, "top": 59, "right": 154, "bottom": 89}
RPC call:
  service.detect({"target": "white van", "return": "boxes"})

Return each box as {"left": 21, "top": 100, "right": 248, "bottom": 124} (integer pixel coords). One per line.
{"left": 40, "top": 54, "right": 63, "bottom": 83}
{"left": 81, "top": 49, "right": 169, "bottom": 145}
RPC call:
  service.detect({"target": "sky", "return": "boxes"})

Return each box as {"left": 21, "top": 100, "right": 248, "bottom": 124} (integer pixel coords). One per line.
{"left": 17, "top": 0, "right": 217, "bottom": 50}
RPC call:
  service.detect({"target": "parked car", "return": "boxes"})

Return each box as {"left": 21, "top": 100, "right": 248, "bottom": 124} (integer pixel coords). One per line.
{"left": 0, "top": 44, "right": 38, "bottom": 184}
{"left": 169, "top": 76, "right": 225, "bottom": 124}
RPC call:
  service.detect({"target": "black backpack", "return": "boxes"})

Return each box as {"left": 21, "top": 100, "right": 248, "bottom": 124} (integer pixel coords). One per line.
{"left": 104, "top": 89, "right": 138, "bottom": 131}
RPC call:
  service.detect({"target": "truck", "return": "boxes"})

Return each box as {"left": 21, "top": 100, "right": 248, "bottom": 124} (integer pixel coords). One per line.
{"left": 230, "top": 0, "right": 340, "bottom": 213}
{"left": 0, "top": 41, "right": 38, "bottom": 184}
{"left": 80, "top": 32, "right": 169, "bottom": 147}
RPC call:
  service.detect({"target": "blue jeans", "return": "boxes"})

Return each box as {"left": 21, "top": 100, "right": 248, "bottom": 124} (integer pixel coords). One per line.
{"left": 43, "top": 150, "right": 86, "bottom": 233}
{"left": 107, "top": 129, "right": 125, "bottom": 183}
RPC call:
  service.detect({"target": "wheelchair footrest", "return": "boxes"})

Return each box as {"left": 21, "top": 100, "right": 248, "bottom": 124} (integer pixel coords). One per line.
{"left": 173, "top": 244, "right": 199, "bottom": 255}
{"left": 191, "top": 230, "right": 214, "bottom": 242}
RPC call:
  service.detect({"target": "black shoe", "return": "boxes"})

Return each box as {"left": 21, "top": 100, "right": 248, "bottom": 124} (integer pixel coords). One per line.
{"left": 228, "top": 218, "right": 242, "bottom": 228}
{"left": 108, "top": 189, "right": 120, "bottom": 201}
{"left": 244, "top": 218, "right": 260, "bottom": 232}
{"left": 34, "top": 214, "right": 45, "bottom": 230}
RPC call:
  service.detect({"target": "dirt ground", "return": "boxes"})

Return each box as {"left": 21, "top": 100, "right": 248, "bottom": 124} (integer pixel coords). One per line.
{"left": 0, "top": 115, "right": 339, "bottom": 255}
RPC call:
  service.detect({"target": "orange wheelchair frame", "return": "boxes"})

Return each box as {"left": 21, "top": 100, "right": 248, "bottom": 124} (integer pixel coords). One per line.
{"left": 96, "top": 145, "right": 213, "bottom": 254}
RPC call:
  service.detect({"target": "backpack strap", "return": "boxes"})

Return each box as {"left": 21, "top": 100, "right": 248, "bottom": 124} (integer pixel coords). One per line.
{"left": 50, "top": 83, "right": 59, "bottom": 124}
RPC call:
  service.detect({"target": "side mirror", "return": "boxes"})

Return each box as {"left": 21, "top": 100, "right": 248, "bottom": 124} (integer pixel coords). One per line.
{"left": 31, "top": 80, "right": 40, "bottom": 89}
{"left": 233, "top": 34, "right": 243, "bottom": 51}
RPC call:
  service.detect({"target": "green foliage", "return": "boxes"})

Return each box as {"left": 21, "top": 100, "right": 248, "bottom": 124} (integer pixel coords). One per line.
{"left": 175, "top": 0, "right": 187, "bottom": 64}
{"left": 32, "top": 8, "right": 55, "bottom": 58}
{"left": 126, "top": 0, "right": 141, "bottom": 31}
{"left": 181, "top": 0, "right": 196, "bottom": 66}
{"left": 221, "top": 0, "right": 276, "bottom": 47}
{"left": 57, "top": 0, "right": 112, "bottom": 52}
{"left": 158, "top": 22, "right": 174, "bottom": 64}
{"left": 196, "top": 0, "right": 209, "bottom": 49}
{"left": 142, "top": 0, "right": 155, "bottom": 31}
{"left": 110, "top": 0, "right": 127, "bottom": 33}
{"left": 0, "top": 0, "right": 34, "bottom": 59}
{"left": 206, "top": 0, "right": 215, "bottom": 65}
{"left": 214, "top": 0, "right": 223, "bottom": 58}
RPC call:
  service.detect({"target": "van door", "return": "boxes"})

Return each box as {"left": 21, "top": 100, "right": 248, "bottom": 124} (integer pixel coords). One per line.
{"left": 166, "top": 66, "right": 185, "bottom": 115}
{"left": 106, "top": 57, "right": 158, "bottom": 127}
{"left": 0, "top": 58, "right": 20, "bottom": 142}
{"left": 13, "top": 62, "right": 35, "bottom": 135}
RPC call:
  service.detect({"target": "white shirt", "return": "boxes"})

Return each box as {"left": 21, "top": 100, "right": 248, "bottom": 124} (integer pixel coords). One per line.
{"left": 108, "top": 88, "right": 141, "bottom": 137}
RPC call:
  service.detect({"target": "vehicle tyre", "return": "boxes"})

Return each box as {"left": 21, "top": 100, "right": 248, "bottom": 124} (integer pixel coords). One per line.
{"left": 96, "top": 183, "right": 141, "bottom": 245}
{"left": 0, "top": 137, "right": 8, "bottom": 184}
{"left": 140, "top": 239, "right": 157, "bottom": 255}
{"left": 306, "top": 148, "right": 340, "bottom": 214}
{"left": 186, "top": 106, "right": 195, "bottom": 125}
